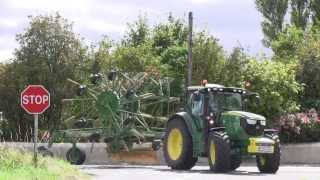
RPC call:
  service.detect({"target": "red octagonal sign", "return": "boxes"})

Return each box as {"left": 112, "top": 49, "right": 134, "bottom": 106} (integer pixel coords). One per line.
{"left": 21, "top": 85, "right": 50, "bottom": 114}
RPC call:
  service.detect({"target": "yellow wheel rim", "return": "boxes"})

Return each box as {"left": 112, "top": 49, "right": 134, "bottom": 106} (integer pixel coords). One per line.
{"left": 210, "top": 140, "right": 216, "bottom": 165}
{"left": 167, "top": 128, "right": 183, "bottom": 160}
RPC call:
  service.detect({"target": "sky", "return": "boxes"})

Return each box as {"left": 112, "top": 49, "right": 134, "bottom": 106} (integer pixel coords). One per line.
{"left": 0, "top": 0, "right": 272, "bottom": 62}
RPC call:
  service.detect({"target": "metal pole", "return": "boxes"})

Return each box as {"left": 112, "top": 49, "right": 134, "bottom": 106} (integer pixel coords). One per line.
{"left": 187, "top": 12, "right": 193, "bottom": 88}
{"left": 34, "top": 114, "right": 38, "bottom": 167}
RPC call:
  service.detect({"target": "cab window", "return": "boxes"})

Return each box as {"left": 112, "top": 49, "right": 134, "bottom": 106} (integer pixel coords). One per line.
{"left": 191, "top": 92, "right": 204, "bottom": 116}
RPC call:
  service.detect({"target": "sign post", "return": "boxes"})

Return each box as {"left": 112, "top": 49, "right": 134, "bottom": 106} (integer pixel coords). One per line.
{"left": 34, "top": 113, "right": 38, "bottom": 166}
{"left": 21, "top": 85, "right": 50, "bottom": 167}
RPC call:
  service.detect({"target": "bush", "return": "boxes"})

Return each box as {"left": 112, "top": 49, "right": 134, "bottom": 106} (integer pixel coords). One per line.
{"left": 277, "top": 108, "right": 320, "bottom": 143}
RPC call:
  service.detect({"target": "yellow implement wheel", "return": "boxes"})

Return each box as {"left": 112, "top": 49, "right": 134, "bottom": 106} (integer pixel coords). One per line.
{"left": 209, "top": 140, "right": 216, "bottom": 165}
{"left": 167, "top": 128, "right": 183, "bottom": 160}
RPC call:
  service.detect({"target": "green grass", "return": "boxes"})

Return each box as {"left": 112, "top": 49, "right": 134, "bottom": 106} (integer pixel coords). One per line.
{"left": 0, "top": 146, "right": 89, "bottom": 180}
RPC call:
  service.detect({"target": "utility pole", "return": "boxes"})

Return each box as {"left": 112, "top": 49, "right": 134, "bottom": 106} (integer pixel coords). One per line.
{"left": 187, "top": 11, "right": 193, "bottom": 90}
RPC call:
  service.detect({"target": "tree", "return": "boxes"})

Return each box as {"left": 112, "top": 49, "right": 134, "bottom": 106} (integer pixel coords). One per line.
{"left": 8, "top": 13, "right": 88, "bottom": 135}
{"left": 271, "top": 26, "right": 304, "bottom": 59}
{"left": 113, "top": 43, "right": 159, "bottom": 72}
{"left": 291, "top": 0, "right": 311, "bottom": 30}
{"left": 223, "top": 47, "right": 249, "bottom": 87}
{"left": 311, "top": 0, "right": 320, "bottom": 26}
{"left": 271, "top": 25, "right": 320, "bottom": 110}
{"left": 152, "top": 17, "right": 188, "bottom": 55}
{"left": 295, "top": 29, "right": 320, "bottom": 110}
{"left": 123, "top": 15, "right": 149, "bottom": 46}
{"left": 244, "top": 59, "right": 302, "bottom": 122}
{"left": 0, "top": 62, "right": 34, "bottom": 140}
{"left": 192, "top": 31, "right": 226, "bottom": 85}
{"left": 255, "top": 0, "right": 289, "bottom": 46}
{"left": 160, "top": 45, "right": 188, "bottom": 97}
{"left": 92, "top": 36, "right": 114, "bottom": 73}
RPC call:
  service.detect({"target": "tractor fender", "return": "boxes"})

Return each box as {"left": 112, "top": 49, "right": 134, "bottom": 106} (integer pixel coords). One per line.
{"left": 166, "top": 112, "right": 201, "bottom": 157}
{"left": 209, "top": 127, "right": 226, "bottom": 132}
{"left": 166, "top": 112, "right": 195, "bottom": 134}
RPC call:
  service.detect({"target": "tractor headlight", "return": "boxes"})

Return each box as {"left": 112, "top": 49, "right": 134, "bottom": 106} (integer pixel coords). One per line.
{"left": 241, "top": 118, "right": 264, "bottom": 136}
{"left": 246, "top": 119, "right": 266, "bottom": 126}
{"left": 246, "top": 119, "right": 257, "bottom": 125}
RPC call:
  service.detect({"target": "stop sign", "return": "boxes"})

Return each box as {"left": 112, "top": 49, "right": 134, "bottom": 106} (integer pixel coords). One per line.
{"left": 21, "top": 85, "right": 50, "bottom": 114}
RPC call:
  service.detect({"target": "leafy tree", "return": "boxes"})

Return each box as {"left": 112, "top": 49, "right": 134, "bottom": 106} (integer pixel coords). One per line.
{"left": 123, "top": 15, "right": 149, "bottom": 46}
{"left": 114, "top": 44, "right": 158, "bottom": 72}
{"left": 244, "top": 59, "right": 302, "bottom": 122}
{"left": 255, "top": 0, "right": 289, "bottom": 46}
{"left": 295, "top": 29, "right": 320, "bottom": 110}
{"left": 311, "top": 0, "right": 320, "bottom": 26}
{"left": 92, "top": 36, "right": 114, "bottom": 73}
{"left": 192, "top": 31, "right": 226, "bottom": 85}
{"left": 271, "top": 25, "right": 320, "bottom": 110}
{"left": 291, "top": 0, "right": 311, "bottom": 30}
{"left": 271, "top": 26, "right": 304, "bottom": 59}
{"left": 160, "top": 45, "right": 188, "bottom": 97}
{"left": 223, "top": 47, "right": 249, "bottom": 87}
{"left": 152, "top": 17, "right": 188, "bottom": 55}
{"left": 6, "top": 13, "right": 88, "bottom": 135}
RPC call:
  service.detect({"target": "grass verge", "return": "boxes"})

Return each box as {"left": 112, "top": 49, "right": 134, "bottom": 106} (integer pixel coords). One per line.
{"left": 0, "top": 146, "right": 89, "bottom": 180}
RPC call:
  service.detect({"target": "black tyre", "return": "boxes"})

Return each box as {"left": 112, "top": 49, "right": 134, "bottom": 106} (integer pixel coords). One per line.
{"left": 208, "top": 131, "right": 231, "bottom": 172}
{"left": 66, "top": 146, "right": 86, "bottom": 165}
{"left": 256, "top": 136, "right": 280, "bottom": 173}
{"left": 230, "top": 155, "right": 241, "bottom": 171}
{"left": 163, "top": 118, "right": 198, "bottom": 170}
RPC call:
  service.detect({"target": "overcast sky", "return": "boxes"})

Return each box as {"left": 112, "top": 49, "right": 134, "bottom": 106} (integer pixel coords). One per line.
{"left": 0, "top": 0, "right": 271, "bottom": 62}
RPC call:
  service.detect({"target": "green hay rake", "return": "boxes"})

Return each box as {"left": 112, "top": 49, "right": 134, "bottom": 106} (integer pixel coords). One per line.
{"left": 47, "top": 71, "right": 179, "bottom": 164}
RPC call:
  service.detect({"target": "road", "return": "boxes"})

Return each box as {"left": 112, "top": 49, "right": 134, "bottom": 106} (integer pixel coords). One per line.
{"left": 80, "top": 165, "right": 320, "bottom": 180}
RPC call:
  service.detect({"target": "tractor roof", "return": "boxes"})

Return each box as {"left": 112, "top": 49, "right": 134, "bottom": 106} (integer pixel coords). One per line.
{"left": 187, "top": 84, "right": 224, "bottom": 91}
{"left": 187, "top": 84, "right": 247, "bottom": 94}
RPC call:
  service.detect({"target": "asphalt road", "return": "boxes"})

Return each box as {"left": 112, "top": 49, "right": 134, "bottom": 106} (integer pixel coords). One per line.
{"left": 80, "top": 165, "right": 320, "bottom": 180}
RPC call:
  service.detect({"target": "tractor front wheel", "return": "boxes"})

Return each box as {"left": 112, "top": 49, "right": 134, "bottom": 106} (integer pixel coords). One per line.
{"left": 208, "top": 131, "right": 231, "bottom": 172}
{"left": 230, "top": 155, "right": 242, "bottom": 171}
{"left": 256, "top": 136, "right": 280, "bottom": 173}
{"left": 163, "top": 118, "right": 197, "bottom": 170}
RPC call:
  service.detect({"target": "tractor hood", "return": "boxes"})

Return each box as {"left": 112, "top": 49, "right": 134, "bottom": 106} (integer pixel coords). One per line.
{"left": 224, "top": 111, "right": 266, "bottom": 121}
{"left": 222, "top": 111, "right": 266, "bottom": 138}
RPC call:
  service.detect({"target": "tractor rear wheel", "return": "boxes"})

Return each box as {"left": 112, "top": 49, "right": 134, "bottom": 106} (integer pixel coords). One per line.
{"left": 163, "top": 118, "right": 197, "bottom": 170}
{"left": 256, "top": 135, "right": 280, "bottom": 173}
{"left": 208, "top": 131, "right": 231, "bottom": 172}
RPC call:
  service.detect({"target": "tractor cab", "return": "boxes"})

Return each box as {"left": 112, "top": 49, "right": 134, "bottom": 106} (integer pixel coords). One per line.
{"left": 187, "top": 83, "right": 264, "bottom": 131}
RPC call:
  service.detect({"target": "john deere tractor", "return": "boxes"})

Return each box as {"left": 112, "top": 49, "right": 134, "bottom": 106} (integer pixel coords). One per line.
{"left": 163, "top": 83, "right": 280, "bottom": 173}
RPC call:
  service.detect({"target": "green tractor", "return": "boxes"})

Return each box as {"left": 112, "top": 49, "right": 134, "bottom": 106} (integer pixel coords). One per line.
{"left": 163, "top": 82, "right": 280, "bottom": 173}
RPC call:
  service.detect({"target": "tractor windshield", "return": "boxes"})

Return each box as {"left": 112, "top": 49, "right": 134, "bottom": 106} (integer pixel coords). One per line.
{"left": 209, "top": 92, "right": 242, "bottom": 112}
